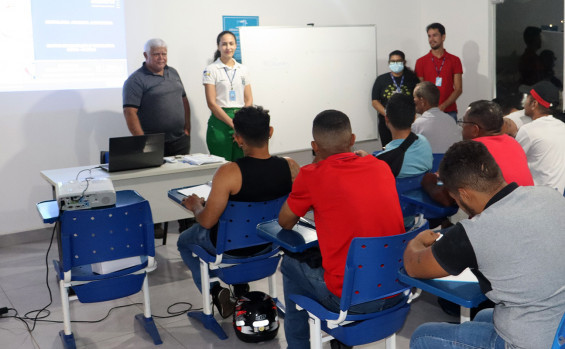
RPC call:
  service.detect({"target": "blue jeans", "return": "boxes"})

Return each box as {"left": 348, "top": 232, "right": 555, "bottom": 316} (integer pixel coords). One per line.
{"left": 410, "top": 308, "right": 506, "bottom": 349}
{"left": 177, "top": 223, "right": 220, "bottom": 293}
{"left": 446, "top": 111, "right": 458, "bottom": 122}
{"left": 281, "top": 255, "right": 404, "bottom": 349}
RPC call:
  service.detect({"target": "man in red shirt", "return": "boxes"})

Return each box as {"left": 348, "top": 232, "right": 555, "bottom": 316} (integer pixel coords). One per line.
{"left": 423, "top": 100, "right": 534, "bottom": 207}
{"left": 415, "top": 23, "right": 463, "bottom": 122}
{"left": 278, "top": 110, "right": 405, "bottom": 349}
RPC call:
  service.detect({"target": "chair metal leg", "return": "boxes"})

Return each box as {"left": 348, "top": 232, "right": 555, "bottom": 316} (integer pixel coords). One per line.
{"left": 460, "top": 306, "right": 471, "bottom": 323}
{"left": 186, "top": 258, "right": 228, "bottom": 340}
{"left": 385, "top": 333, "right": 396, "bottom": 349}
{"left": 59, "top": 280, "right": 77, "bottom": 349}
{"left": 136, "top": 276, "right": 163, "bottom": 344}
{"left": 268, "top": 274, "right": 286, "bottom": 316}
{"left": 308, "top": 313, "right": 323, "bottom": 349}
{"left": 162, "top": 222, "right": 168, "bottom": 245}
{"left": 59, "top": 280, "right": 72, "bottom": 336}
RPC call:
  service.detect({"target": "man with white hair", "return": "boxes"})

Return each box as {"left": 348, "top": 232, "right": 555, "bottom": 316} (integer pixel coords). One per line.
{"left": 123, "top": 38, "right": 192, "bottom": 236}
{"left": 123, "top": 38, "right": 191, "bottom": 157}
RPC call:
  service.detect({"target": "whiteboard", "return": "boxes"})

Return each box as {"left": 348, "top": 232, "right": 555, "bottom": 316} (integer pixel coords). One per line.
{"left": 239, "top": 26, "right": 378, "bottom": 154}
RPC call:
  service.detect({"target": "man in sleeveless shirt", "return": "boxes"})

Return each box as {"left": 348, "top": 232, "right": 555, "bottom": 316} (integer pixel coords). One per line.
{"left": 177, "top": 106, "right": 299, "bottom": 318}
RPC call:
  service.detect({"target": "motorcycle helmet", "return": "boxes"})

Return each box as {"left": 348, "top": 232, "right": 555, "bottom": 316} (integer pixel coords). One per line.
{"left": 233, "top": 291, "right": 279, "bottom": 343}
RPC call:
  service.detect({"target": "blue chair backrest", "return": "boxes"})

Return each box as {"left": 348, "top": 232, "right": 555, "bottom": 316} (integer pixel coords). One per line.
{"left": 552, "top": 312, "right": 565, "bottom": 349}
{"left": 396, "top": 174, "right": 425, "bottom": 195}
{"left": 59, "top": 190, "right": 155, "bottom": 272}
{"left": 340, "top": 220, "right": 429, "bottom": 309}
{"left": 431, "top": 153, "right": 444, "bottom": 173}
{"left": 216, "top": 196, "right": 287, "bottom": 254}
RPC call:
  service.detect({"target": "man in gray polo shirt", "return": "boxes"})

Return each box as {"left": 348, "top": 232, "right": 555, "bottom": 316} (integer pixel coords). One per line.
{"left": 123, "top": 38, "right": 192, "bottom": 236}
{"left": 405, "top": 140, "right": 565, "bottom": 349}
{"left": 123, "top": 38, "right": 191, "bottom": 156}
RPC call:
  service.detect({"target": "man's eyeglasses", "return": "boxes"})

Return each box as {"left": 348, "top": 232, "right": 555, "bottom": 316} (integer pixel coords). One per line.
{"left": 456, "top": 120, "right": 480, "bottom": 127}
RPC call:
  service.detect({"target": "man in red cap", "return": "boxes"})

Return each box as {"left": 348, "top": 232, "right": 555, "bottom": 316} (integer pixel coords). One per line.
{"left": 516, "top": 80, "right": 565, "bottom": 194}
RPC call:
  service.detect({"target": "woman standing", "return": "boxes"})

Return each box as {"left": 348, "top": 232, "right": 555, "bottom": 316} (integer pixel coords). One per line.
{"left": 203, "top": 31, "right": 253, "bottom": 161}
{"left": 371, "top": 50, "right": 419, "bottom": 148}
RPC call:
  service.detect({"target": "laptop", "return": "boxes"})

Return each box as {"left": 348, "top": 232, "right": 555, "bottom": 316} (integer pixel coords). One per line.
{"left": 100, "top": 134, "right": 165, "bottom": 172}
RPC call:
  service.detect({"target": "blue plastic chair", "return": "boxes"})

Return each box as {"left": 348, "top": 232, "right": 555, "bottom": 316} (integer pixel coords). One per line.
{"left": 289, "top": 218, "right": 429, "bottom": 348}
{"left": 431, "top": 153, "right": 444, "bottom": 173}
{"left": 552, "top": 312, "right": 565, "bottom": 349}
{"left": 36, "top": 190, "right": 162, "bottom": 349}
{"left": 185, "top": 196, "right": 287, "bottom": 340}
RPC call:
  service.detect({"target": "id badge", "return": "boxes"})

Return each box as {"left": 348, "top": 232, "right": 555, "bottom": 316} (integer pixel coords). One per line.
{"left": 229, "top": 90, "right": 236, "bottom": 102}
{"left": 435, "top": 77, "right": 442, "bottom": 87}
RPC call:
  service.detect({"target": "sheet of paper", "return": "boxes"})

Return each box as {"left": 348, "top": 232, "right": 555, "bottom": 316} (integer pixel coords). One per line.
{"left": 182, "top": 154, "right": 225, "bottom": 165}
{"left": 436, "top": 268, "right": 478, "bottom": 283}
{"left": 177, "top": 184, "right": 212, "bottom": 200}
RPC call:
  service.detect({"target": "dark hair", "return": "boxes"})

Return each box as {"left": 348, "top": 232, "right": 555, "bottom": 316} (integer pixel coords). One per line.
{"left": 312, "top": 109, "right": 351, "bottom": 136}
{"left": 523, "top": 26, "right": 541, "bottom": 46}
{"left": 213, "top": 31, "right": 237, "bottom": 61}
{"left": 388, "top": 50, "right": 406, "bottom": 61}
{"left": 386, "top": 93, "right": 415, "bottom": 130}
{"left": 466, "top": 100, "right": 504, "bottom": 133}
{"left": 439, "top": 140, "right": 504, "bottom": 194}
{"left": 492, "top": 93, "right": 523, "bottom": 114}
{"left": 414, "top": 81, "right": 440, "bottom": 106}
{"left": 233, "top": 106, "right": 270, "bottom": 147}
{"left": 426, "top": 23, "right": 445, "bottom": 36}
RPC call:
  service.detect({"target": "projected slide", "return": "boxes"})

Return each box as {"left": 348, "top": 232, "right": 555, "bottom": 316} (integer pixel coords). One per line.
{"left": 0, "top": 0, "right": 127, "bottom": 92}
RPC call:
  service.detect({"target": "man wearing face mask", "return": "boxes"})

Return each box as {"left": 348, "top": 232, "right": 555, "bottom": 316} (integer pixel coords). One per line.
{"left": 372, "top": 50, "right": 420, "bottom": 148}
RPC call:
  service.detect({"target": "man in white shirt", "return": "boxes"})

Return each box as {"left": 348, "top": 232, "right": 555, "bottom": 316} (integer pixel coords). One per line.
{"left": 516, "top": 81, "right": 565, "bottom": 194}
{"left": 412, "top": 81, "right": 461, "bottom": 153}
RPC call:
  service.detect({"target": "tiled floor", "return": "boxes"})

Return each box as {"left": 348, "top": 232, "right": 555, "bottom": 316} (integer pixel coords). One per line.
{"left": 0, "top": 224, "right": 457, "bottom": 349}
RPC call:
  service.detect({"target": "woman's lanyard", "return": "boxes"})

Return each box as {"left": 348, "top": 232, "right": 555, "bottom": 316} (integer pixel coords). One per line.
{"left": 223, "top": 67, "right": 237, "bottom": 90}
{"left": 390, "top": 73, "right": 404, "bottom": 93}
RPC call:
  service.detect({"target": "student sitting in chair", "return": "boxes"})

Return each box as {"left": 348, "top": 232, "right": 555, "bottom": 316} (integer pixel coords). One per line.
{"left": 422, "top": 100, "right": 534, "bottom": 207}
{"left": 356, "top": 93, "right": 433, "bottom": 178}
{"left": 278, "top": 110, "right": 406, "bottom": 348}
{"left": 177, "top": 106, "right": 299, "bottom": 318}
{"left": 405, "top": 140, "right": 565, "bottom": 349}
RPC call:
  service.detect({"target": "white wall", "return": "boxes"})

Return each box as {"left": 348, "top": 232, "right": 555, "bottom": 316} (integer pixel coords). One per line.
{"left": 0, "top": 0, "right": 493, "bottom": 235}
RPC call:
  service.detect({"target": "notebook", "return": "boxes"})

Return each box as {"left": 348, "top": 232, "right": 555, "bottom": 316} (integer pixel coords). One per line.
{"left": 100, "top": 134, "right": 165, "bottom": 172}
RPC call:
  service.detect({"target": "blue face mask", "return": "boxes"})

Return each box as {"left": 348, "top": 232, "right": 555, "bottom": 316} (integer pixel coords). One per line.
{"left": 389, "top": 62, "right": 404, "bottom": 73}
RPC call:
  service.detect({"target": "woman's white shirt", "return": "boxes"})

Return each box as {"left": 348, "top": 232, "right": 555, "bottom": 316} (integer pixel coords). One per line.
{"left": 203, "top": 58, "right": 250, "bottom": 108}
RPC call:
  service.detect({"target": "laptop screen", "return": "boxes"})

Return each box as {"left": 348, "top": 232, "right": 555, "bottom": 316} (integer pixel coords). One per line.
{"left": 103, "top": 133, "right": 165, "bottom": 172}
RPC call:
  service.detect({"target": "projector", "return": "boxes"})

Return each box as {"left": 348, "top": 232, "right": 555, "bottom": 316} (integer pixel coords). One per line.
{"left": 56, "top": 178, "right": 116, "bottom": 211}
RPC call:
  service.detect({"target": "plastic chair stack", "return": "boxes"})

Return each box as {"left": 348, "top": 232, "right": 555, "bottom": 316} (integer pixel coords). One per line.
{"left": 289, "top": 218, "right": 429, "bottom": 349}
{"left": 184, "top": 196, "right": 287, "bottom": 340}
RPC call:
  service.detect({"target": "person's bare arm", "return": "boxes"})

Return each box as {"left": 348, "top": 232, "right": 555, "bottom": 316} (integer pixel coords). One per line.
{"left": 181, "top": 162, "right": 241, "bottom": 229}
{"left": 501, "top": 118, "right": 518, "bottom": 138}
{"left": 123, "top": 107, "right": 144, "bottom": 136}
{"left": 403, "top": 229, "right": 450, "bottom": 278}
{"left": 421, "top": 173, "right": 456, "bottom": 207}
{"left": 372, "top": 99, "right": 386, "bottom": 116}
{"left": 284, "top": 157, "right": 301, "bottom": 182}
{"left": 243, "top": 84, "right": 253, "bottom": 107}
{"left": 182, "top": 96, "right": 191, "bottom": 136}
{"left": 204, "top": 84, "right": 234, "bottom": 128}
{"left": 439, "top": 73, "right": 462, "bottom": 112}
{"left": 278, "top": 201, "right": 300, "bottom": 230}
